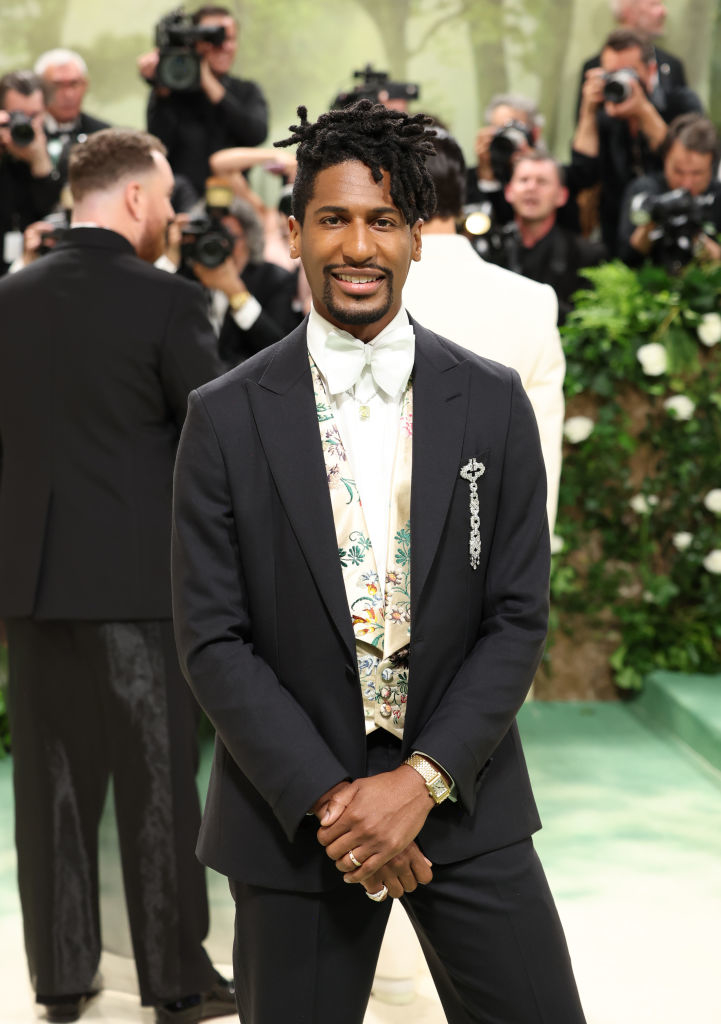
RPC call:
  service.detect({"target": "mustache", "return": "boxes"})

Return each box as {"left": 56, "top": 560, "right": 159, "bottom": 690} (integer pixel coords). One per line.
{"left": 323, "top": 262, "right": 393, "bottom": 278}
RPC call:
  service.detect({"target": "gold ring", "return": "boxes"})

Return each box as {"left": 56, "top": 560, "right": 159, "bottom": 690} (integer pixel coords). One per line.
{"left": 365, "top": 884, "right": 388, "bottom": 903}
{"left": 349, "top": 850, "right": 362, "bottom": 869}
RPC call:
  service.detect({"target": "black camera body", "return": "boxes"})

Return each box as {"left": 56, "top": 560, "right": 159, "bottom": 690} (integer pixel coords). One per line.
{"left": 8, "top": 111, "right": 35, "bottom": 148}
{"left": 631, "top": 187, "right": 716, "bottom": 271}
{"left": 38, "top": 211, "right": 71, "bottom": 255}
{"left": 181, "top": 214, "right": 234, "bottom": 268}
{"left": 489, "top": 119, "right": 533, "bottom": 185}
{"left": 155, "top": 7, "right": 226, "bottom": 91}
{"left": 333, "top": 64, "right": 420, "bottom": 109}
{"left": 603, "top": 68, "right": 639, "bottom": 104}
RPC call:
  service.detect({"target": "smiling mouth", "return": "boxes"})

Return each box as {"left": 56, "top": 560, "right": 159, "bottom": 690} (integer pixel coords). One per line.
{"left": 329, "top": 268, "right": 386, "bottom": 296}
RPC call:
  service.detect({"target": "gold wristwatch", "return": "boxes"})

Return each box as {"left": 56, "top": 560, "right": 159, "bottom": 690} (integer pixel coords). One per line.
{"left": 228, "top": 290, "right": 251, "bottom": 312}
{"left": 404, "top": 753, "right": 451, "bottom": 805}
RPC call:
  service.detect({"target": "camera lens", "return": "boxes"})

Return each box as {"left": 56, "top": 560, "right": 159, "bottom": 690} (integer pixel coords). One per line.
{"left": 157, "top": 51, "right": 199, "bottom": 91}
{"left": 9, "top": 113, "right": 35, "bottom": 147}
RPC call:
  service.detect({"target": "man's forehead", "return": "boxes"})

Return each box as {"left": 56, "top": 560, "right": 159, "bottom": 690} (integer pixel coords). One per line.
{"left": 46, "top": 62, "right": 85, "bottom": 80}
{"left": 514, "top": 159, "right": 558, "bottom": 181}
{"left": 4, "top": 88, "right": 44, "bottom": 111}
{"left": 308, "top": 160, "right": 398, "bottom": 209}
{"left": 601, "top": 46, "right": 644, "bottom": 69}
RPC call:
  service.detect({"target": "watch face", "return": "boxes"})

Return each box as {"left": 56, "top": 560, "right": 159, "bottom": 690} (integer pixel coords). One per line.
{"left": 429, "top": 775, "right": 449, "bottom": 802}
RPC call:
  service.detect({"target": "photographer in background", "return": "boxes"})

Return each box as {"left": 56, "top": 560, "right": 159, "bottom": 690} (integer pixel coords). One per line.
{"left": 464, "top": 93, "right": 598, "bottom": 240}
{"left": 138, "top": 4, "right": 268, "bottom": 201}
{"left": 618, "top": 113, "right": 721, "bottom": 269}
{"left": 493, "top": 152, "right": 606, "bottom": 323}
{"left": 174, "top": 195, "right": 301, "bottom": 367}
{"left": 34, "top": 49, "right": 110, "bottom": 167}
{"left": 465, "top": 94, "right": 540, "bottom": 221}
{"left": 576, "top": 29, "right": 702, "bottom": 255}
{"left": 576, "top": 0, "right": 687, "bottom": 119}
{"left": 0, "top": 71, "right": 61, "bottom": 275}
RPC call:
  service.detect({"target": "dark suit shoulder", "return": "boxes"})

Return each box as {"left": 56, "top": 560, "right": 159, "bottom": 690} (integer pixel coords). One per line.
{"left": 413, "top": 320, "right": 521, "bottom": 391}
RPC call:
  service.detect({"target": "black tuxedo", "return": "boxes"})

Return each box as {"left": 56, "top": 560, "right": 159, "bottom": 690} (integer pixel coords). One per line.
{"left": 0, "top": 228, "right": 222, "bottom": 1006}
{"left": 172, "top": 318, "right": 586, "bottom": 1022}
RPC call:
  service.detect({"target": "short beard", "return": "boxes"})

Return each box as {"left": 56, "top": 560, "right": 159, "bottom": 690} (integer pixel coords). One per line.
{"left": 322, "top": 268, "right": 394, "bottom": 326}
{"left": 136, "top": 222, "right": 165, "bottom": 264}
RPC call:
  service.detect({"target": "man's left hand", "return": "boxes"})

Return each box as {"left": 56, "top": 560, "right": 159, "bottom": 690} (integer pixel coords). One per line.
{"left": 316, "top": 765, "right": 434, "bottom": 882}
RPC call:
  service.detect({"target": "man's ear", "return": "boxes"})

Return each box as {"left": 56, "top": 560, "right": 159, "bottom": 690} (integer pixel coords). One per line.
{"left": 411, "top": 218, "right": 422, "bottom": 262}
{"left": 288, "top": 215, "right": 301, "bottom": 259}
{"left": 556, "top": 186, "right": 570, "bottom": 210}
{"left": 125, "top": 180, "right": 144, "bottom": 222}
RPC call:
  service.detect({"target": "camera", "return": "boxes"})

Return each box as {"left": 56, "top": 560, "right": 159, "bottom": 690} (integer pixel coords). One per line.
{"left": 603, "top": 69, "right": 639, "bottom": 104}
{"left": 154, "top": 7, "right": 226, "bottom": 91}
{"left": 38, "top": 211, "right": 70, "bottom": 255}
{"left": 332, "top": 64, "right": 420, "bottom": 109}
{"left": 489, "top": 119, "right": 533, "bottom": 185}
{"left": 8, "top": 111, "right": 35, "bottom": 148}
{"left": 181, "top": 215, "right": 234, "bottom": 268}
{"left": 630, "top": 187, "right": 716, "bottom": 271}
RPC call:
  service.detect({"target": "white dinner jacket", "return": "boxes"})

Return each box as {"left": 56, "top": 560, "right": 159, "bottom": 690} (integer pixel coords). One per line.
{"left": 403, "top": 232, "right": 564, "bottom": 531}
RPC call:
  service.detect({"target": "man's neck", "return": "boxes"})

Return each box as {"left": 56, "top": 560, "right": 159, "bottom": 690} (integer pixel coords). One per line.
{"left": 515, "top": 213, "right": 557, "bottom": 248}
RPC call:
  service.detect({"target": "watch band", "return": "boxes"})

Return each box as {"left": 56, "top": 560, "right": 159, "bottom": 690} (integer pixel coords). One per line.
{"left": 404, "top": 753, "right": 451, "bottom": 804}
{"left": 228, "top": 290, "right": 251, "bottom": 311}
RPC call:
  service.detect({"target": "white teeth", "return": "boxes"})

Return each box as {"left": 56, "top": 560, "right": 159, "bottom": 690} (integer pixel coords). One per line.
{"left": 336, "top": 274, "right": 379, "bottom": 284}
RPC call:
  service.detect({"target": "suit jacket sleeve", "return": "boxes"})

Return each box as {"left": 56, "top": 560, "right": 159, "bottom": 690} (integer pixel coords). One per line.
{"left": 160, "top": 278, "right": 223, "bottom": 427}
{"left": 410, "top": 371, "right": 551, "bottom": 814}
{"left": 172, "top": 388, "right": 350, "bottom": 841}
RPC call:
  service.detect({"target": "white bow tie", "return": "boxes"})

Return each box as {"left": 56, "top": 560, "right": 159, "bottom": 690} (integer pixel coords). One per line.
{"left": 323, "top": 324, "right": 415, "bottom": 400}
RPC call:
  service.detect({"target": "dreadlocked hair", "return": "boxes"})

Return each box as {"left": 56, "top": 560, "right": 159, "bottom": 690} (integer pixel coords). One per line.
{"left": 274, "top": 100, "right": 437, "bottom": 225}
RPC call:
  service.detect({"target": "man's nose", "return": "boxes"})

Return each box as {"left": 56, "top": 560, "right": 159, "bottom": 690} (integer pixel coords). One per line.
{"left": 343, "top": 221, "right": 375, "bottom": 263}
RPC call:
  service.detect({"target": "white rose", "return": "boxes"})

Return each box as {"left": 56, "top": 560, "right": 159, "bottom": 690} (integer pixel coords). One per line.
{"left": 636, "top": 342, "right": 668, "bottom": 376}
{"left": 698, "top": 312, "right": 721, "bottom": 347}
{"left": 702, "top": 549, "right": 721, "bottom": 574}
{"left": 663, "top": 395, "right": 695, "bottom": 421}
{"left": 672, "top": 532, "right": 693, "bottom": 551}
{"left": 563, "top": 416, "right": 594, "bottom": 444}
{"left": 550, "top": 534, "right": 564, "bottom": 555}
{"left": 630, "top": 494, "right": 651, "bottom": 514}
{"left": 703, "top": 489, "right": 721, "bottom": 514}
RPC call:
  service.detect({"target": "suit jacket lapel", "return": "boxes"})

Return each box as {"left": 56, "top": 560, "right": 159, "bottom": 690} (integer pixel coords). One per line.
{"left": 410, "top": 321, "right": 471, "bottom": 610}
{"left": 246, "top": 323, "right": 357, "bottom": 663}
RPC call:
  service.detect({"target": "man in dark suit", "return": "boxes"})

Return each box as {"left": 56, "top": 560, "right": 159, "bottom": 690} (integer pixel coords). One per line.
{"left": 0, "top": 128, "right": 233, "bottom": 1024}
{"left": 34, "top": 48, "right": 110, "bottom": 164}
{"left": 172, "top": 101, "right": 586, "bottom": 1023}
{"left": 576, "top": 0, "right": 687, "bottom": 117}
{"left": 0, "top": 70, "right": 62, "bottom": 275}
{"left": 574, "top": 29, "right": 702, "bottom": 255}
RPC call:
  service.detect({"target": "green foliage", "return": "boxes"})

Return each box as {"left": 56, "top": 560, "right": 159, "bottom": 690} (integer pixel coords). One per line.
{"left": 553, "top": 259, "right": 721, "bottom": 691}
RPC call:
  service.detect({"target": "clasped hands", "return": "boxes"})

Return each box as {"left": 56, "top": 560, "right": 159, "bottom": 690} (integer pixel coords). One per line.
{"left": 311, "top": 766, "right": 435, "bottom": 901}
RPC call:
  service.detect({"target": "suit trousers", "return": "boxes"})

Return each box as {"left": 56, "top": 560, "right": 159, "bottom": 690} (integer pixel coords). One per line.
{"left": 6, "top": 618, "right": 216, "bottom": 1006}
{"left": 230, "top": 730, "right": 586, "bottom": 1024}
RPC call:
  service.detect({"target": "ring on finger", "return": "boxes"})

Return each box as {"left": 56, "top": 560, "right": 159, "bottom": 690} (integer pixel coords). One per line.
{"left": 349, "top": 849, "right": 363, "bottom": 869}
{"left": 365, "top": 884, "right": 388, "bottom": 903}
